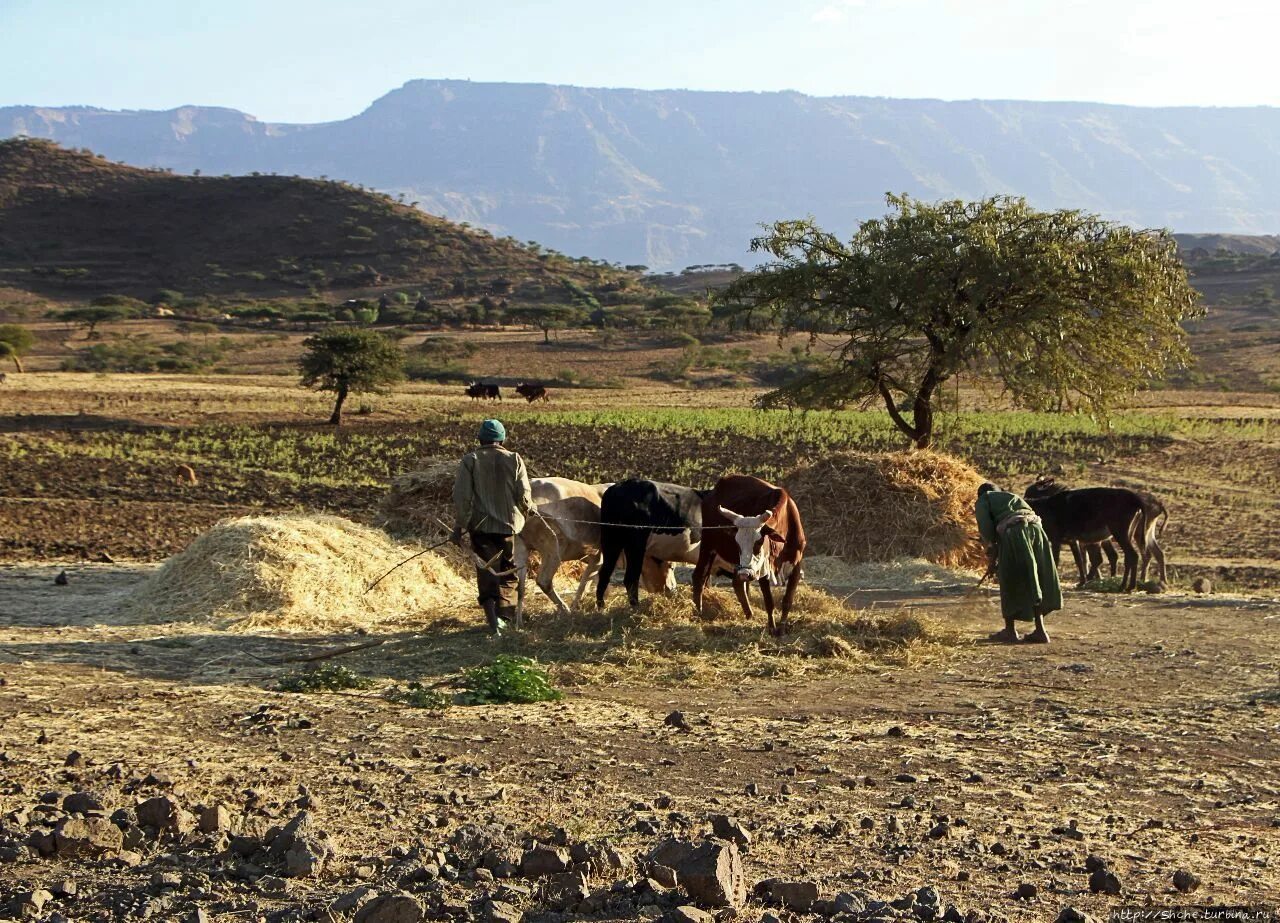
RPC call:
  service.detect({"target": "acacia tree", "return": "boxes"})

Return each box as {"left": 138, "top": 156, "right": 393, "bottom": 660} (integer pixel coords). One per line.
{"left": 0, "top": 324, "right": 35, "bottom": 372}
{"left": 721, "top": 195, "right": 1202, "bottom": 448}
{"left": 507, "top": 304, "right": 583, "bottom": 343}
{"left": 57, "top": 305, "right": 136, "bottom": 339}
{"left": 299, "top": 328, "right": 404, "bottom": 425}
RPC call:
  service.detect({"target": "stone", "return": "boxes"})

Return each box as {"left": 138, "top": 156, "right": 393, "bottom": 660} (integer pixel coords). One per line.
{"left": 331, "top": 886, "right": 379, "bottom": 914}
{"left": 64, "top": 751, "right": 84, "bottom": 768}
{"left": 284, "top": 836, "right": 330, "bottom": 877}
{"left": 835, "top": 891, "right": 868, "bottom": 914}
{"left": 520, "top": 843, "right": 570, "bottom": 877}
{"left": 649, "top": 838, "right": 746, "bottom": 909}
{"left": 1012, "top": 882, "right": 1037, "bottom": 900}
{"left": 198, "top": 804, "right": 232, "bottom": 834}
{"left": 668, "top": 907, "right": 714, "bottom": 923}
{"left": 115, "top": 849, "right": 143, "bottom": 867}
{"left": 709, "top": 815, "right": 752, "bottom": 849}
{"left": 63, "top": 791, "right": 106, "bottom": 815}
{"left": 53, "top": 816, "right": 123, "bottom": 859}
{"left": 663, "top": 711, "right": 692, "bottom": 731}
{"left": 265, "top": 810, "right": 313, "bottom": 858}
{"left": 651, "top": 864, "right": 679, "bottom": 889}
{"left": 50, "top": 879, "right": 77, "bottom": 898}
{"left": 1192, "top": 577, "right": 1212, "bottom": 594}
{"left": 754, "top": 878, "right": 820, "bottom": 912}
{"left": 1083, "top": 854, "right": 1107, "bottom": 872}
{"left": 25, "top": 829, "right": 55, "bottom": 857}
{"left": 1172, "top": 869, "right": 1201, "bottom": 893}
{"left": 1088, "top": 869, "right": 1122, "bottom": 895}
{"left": 927, "top": 821, "right": 951, "bottom": 840}
{"left": 544, "top": 870, "right": 590, "bottom": 908}
{"left": 482, "top": 899, "right": 523, "bottom": 923}
{"left": 1055, "top": 908, "right": 1099, "bottom": 923}
{"left": 136, "top": 796, "right": 195, "bottom": 838}
{"left": 353, "top": 892, "right": 425, "bottom": 923}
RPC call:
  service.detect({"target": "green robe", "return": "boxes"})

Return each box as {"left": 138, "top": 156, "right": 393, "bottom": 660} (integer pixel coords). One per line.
{"left": 975, "top": 490, "right": 1063, "bottom": 623}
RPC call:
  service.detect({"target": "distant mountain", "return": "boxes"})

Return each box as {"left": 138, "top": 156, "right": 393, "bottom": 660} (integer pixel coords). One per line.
{"left": 6, "top": 80, "right": 1280, "bottom": 269}
{"left": 0, "top": 138, "right": 635, "bottom": 298}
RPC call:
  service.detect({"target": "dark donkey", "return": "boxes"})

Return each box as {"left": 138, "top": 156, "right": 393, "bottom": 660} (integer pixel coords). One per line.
{"left": 1024, "top": 478, "right": 1168, "bottom": 590}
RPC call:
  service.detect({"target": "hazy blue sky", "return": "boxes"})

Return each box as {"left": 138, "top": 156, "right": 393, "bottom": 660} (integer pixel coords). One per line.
{"left": 1, "top": 0, "right": 1275, "bottom": 122}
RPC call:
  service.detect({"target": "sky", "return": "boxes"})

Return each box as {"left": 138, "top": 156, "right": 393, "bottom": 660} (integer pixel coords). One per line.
{"left": 1, "top": 0, "right": 1276, "bottom": 122}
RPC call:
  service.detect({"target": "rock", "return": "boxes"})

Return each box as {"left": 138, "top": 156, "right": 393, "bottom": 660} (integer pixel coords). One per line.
{"left": 668, "top": 907, "right": 714, "bottom": 923}
{"left": 54, "top": 570, "right": 69, "bottom": 586}
{"left": 64, "top": 751, "right": 84, "bottom": 768}
{"left": 1055, "top": 908, "right": 1099, "bottom": 923}
{"left": 709, "top": 815, "right": 752, "bottom": 849}
{"left": 198, "top": 804, "right": 232, "bottom": 834}
{"left": 53, "top": 816, "right": 123, "bottom": 859}
{"left": 744, "top": 783, "right": 760, "bottom": 797}
{"left": 1088, "top": 869, "right": 1122, "bottom": 895}
{"left": 25, "top": 829, "right": 55, "bottom": 857}
{"left": 1172, "top": 869, "right": 1201, "bottom": 893}
{"left": 927, "top": 821, "right": 951, "bottom": 840}
{"left": 663, "top": 711, "right": 692, "bottom": 731}
{"left": 895, "top": 773, "right": 918, "bottom": 783}
{"left": 265, "top": 810, "right": 312, "bottom": 857}
{"left": 1192, "top": 577, "right": 1212, "bottom": 594}
{"left": 544, "top": 870, "right": 590, "bottom": 908}
{"left": 257, "top": 875, "right": 291, "bottom": 896}
{"left": 62, "top": 791, "right": 105, "bottom": 815}
{"left": 50, "top": 879, "right": 76, "bottom": 898}
{"left": 520, "top": 843, "right": 570, "bottom": 877}
{"left": 331, "top": 886, "right": 379, "bottom": 914}
{"left": 186, "top": 910, "right": 210, "bottom": 923}
{"left": 834, "top": 892, "right": 867, "bottom": 914}
{"left": 284, "top": 836, "right": 330, "bottom": 877}
{"left": 649, "top": 838, "right": 746, "bottom": 909}
{"left": 353, "top": 892, "right": 425, "bottom": 923}
{"left": 115, "top": 849, "right": 143, "bottom": 867}
{"left": 136, "top": 796, "right": 195, "bottom": 838}
{"left": 482, "top": 899, "right": 523, "bottom": 923}
{"left": 10, "top": 889, "right": 54, "bottom": 918}
{"left": 1013, "top": 882, "right": 1037, "bottom": 900}
{"left": 754, "top": 878, "right": 820, "bottom": 912}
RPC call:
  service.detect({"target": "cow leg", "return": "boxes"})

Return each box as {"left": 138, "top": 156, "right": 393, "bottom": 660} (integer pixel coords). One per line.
{"left": 621, "top": 540, "right": 646, "bottom": 608}
{"left": 1068, "top": 541, "right": 1088, "bottom": 587}
{"left": 535, "top": 539, "right": 571, "bottom": 618}
{"left": 571, "top": 553, "right": 602, "bottom": 611}
{"left": 1149, "top": 539, "right": 1167, "bottom": 585}
{"left": 691, "top": 549, "right": 712, "bottom": 616}
{"left": 1103, "top": 540, "right": 1119, "bottom": 578}
{"left": 779, "top": 565, "right": 802, "bottom": 636}
{"left": 595, "top": 535, "right": 624, "bottom": 609}
{"left": 732, "top": 577, "right": 756, "bottom": 626}
{"left": 513, "top": 536, "right": 530, "bottom": 628}
{"left": 758, "top": 577, "right": 776, "bottom": 625}
{"left": 1113, "top": 528, "right": 1140, "bottom": 592}
{"left": 1083, "top": 543, "right": 1102, "bottom": 582}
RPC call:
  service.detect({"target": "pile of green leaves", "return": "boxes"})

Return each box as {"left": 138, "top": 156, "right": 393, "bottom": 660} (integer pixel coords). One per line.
{"left": 457, "top": 656, "right": 562, "bottom": 705}
{"left": 275, "top": 664, "right": 374, "bottom": 693}
{"left": 383, "top": 681, "right": 454, "bottom": 710}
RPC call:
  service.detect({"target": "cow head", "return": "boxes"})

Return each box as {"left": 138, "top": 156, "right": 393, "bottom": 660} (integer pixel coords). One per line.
{"left": 717, "top": 506, "right": 785, "bottom": 579}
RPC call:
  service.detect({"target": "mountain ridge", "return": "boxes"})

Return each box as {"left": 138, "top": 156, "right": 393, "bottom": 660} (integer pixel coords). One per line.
{"left": 6, "top": 79, "right": 1280, "bottom": 268}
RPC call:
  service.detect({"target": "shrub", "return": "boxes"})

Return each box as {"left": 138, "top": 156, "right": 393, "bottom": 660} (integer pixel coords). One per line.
{"left": 384, "top": 682, "right": 453, "bottom": 709}
{"left": 276, "top": 664, "right": 374, "bottom": 692}
{"left": 458, "top": 656, "right": 562, "bottom": 705}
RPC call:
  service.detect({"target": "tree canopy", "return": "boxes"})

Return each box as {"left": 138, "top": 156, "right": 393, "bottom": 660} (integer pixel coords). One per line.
{"left": 721, "top": 195, "right": 1202, "bottom": 447}
{"left": 298, "top": 327, "right": 404, "bottom": 425}
{"left": 58, "top": 305, "right": 137, "bottom": 338}
{"left": 0, "top": 324, "right": 35, "bottom": 371}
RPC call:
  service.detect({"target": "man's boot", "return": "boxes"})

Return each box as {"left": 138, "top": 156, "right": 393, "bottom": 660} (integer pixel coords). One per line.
{"left": 497, "top": 605, "right": 517, "bottom": 633}
{"left": 481, "top": 599, "right": 501, "bottom": 635}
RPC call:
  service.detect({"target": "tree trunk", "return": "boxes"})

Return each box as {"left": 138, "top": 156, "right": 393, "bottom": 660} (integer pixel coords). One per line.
{"left": 543, "top": 328, "right": 551, "bottom": 344}
{"left": 329, "top": 384, "right": 348, "bottom": 425}
{"left": 12, "top": 354, "right": 23, "bottom": 373}
{"left": 912, "top": 393, "right": 935, "bottom": 449}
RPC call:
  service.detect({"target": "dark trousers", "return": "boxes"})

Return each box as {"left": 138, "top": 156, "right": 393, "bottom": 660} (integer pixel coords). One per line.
{"left": 471, "top": 532, "right": 517, "bottom": 607}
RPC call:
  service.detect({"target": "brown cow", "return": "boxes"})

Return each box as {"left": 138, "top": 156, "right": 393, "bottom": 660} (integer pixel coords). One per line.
{"left": 692, "top": 474, "right": 806, "bottom": 636}
{"left": 515, "top": 382, "right": 549, "bottom": 403}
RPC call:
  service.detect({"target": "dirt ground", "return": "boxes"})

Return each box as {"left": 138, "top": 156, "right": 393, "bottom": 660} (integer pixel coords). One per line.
{"left": 1, "top": 563, "right": 1278, "bottom": 920}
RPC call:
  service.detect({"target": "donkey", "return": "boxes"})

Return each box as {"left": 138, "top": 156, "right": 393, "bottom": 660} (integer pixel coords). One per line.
{"left": 1024, "top": 478, "right": 1167, "bottom": 590}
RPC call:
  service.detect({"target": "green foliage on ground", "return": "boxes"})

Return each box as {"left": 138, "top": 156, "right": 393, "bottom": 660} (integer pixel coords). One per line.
{"left": 383, "top": 681, "right": 454, "bottom": 709}
{"left": 276, "top": 664, "right": 375, "bottom": 693}
{"left": 60, "top": 336, "right": 233, "bottom": 372}
{"left": 458, "top": 655, "right": 562, "bottom": 705}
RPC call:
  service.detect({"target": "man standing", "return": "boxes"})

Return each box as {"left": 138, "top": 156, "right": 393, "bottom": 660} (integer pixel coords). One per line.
{"left": 975, "top": 482, "right": 1062, "bottom": 644}
{"left": 451, "top": 419, "right": 534, "bottom": 634}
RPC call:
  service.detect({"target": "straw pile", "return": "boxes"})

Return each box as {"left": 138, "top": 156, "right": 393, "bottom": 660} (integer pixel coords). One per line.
{"left": 379, "top": 459, "right": 458, "bottom": 539}
{"left": 784, "top": 450, "right": 986, "bottom": 570}
{"left": 119, "top": 514, "right": 473, "bottom": 630}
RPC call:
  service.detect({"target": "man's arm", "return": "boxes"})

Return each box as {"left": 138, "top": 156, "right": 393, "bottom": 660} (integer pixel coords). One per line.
{"left": 452, "top": 455, "right": 474, "bottom": 536}
{"left": 514, "top": 455, "right": 534, "bottom": 516}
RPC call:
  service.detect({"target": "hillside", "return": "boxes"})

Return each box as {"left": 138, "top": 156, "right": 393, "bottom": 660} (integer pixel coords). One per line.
{"left": 0, "top": 138, "right": 638, "bottom": 298}
{"left": 6, "top": 81, "right": 1280, "bottom": 268}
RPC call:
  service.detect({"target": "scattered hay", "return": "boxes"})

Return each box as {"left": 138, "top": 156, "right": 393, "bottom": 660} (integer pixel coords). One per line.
{"left": 118, "top": 514, "right": 473, "bottom": 630}
{"left": 804, "top": 555, "right": 977, "bottom": 589}
{"left": 379, "top": 459, "right": 458, "bottom": 539}
{"left": 785, "top": 450, "right": 986, "bottom": 570}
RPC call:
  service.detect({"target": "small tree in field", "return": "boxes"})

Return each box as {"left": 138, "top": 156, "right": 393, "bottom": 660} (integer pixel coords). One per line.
{"left": 0, "top": 324, "right": 35, "bottom": 371}
{"left": 722, "top": 194, "right": 1202, "bottom": 448}
{"left": 58, "top": 305, "right": 137, "bottom": 339}
{"left": 299, "top": 328, "right": 404, "bottom": 425}
{"left": 507, "top": 304, "right": 583, "bottom": 343}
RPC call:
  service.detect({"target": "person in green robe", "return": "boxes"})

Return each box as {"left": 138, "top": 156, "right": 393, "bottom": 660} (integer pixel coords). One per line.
{"left": 974, "top": 482, "right": 1062, "bottom": 643}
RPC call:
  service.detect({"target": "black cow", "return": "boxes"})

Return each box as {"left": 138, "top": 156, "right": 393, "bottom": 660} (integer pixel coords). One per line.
{"left": 1024, "top": 478, "right": 1168, "bottom": 590}
{"left": 515, "top": 382, "right": 549, "bottom": 403}
{"left": 464, "top": 382, "right": 501, "bottom": 401}
{"left": 596, "top": 479, "right": 704, "bottom": 608}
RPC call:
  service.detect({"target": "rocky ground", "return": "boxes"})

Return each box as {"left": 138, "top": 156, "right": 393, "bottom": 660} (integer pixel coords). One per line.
{"left": 1, "top": 580, "right": 1278, "bottom": 922}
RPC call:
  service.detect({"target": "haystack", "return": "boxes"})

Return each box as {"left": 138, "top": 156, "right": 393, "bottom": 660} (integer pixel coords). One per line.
{"left": 379, "top": 459, "right": 458, "bottom": 539}
{"left": 119, "top": 514, "right": 473, "bottom": 630}
{"left": 784, "top": 450, "right": 985, "bottom": 570}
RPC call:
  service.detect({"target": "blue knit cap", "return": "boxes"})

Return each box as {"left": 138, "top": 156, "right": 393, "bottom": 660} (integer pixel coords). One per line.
{"left": 479, "top": 419, "right": 506, "bottom": 443}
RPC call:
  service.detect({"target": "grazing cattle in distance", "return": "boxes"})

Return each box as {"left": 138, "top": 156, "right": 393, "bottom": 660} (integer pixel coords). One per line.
{"left": 694, "top": 475, "right": 806, "bottom": 636}
{"left": 1023, "top": 478, "right": 1168, "bottom": 590}
{"left": 515, "top": 382, "right": 549, "bottom": 403}
{"left": 464, "top": 382, "right": 501, "bottom": 401}
{"left": 513, "top": 477, "right": 673, "bottom": 622}
{"left": 597, "top": 479, "right": 704, "bottom": 608}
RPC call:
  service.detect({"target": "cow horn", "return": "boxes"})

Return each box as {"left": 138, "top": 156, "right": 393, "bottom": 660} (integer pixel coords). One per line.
{"left": 718, "top": 506, "right": 743, "bottom": 523}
